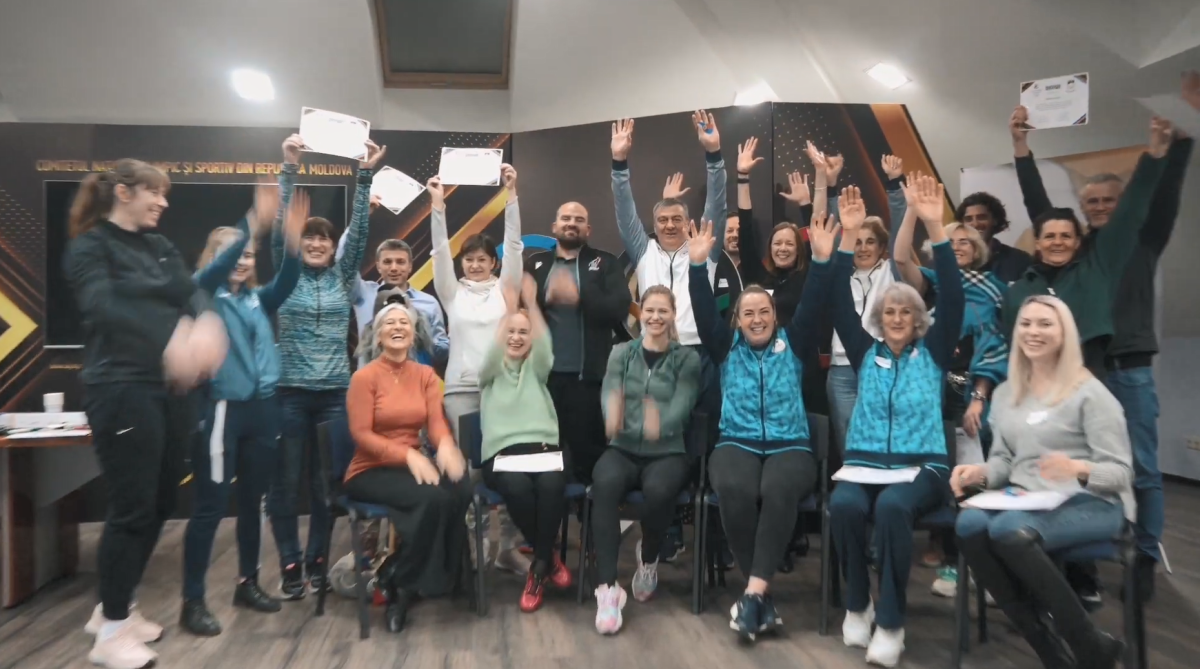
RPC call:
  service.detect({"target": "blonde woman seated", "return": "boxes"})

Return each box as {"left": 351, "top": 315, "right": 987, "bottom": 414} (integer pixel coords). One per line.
{"left": 479, "top": 275, "right": 571, "bottom": 614}
{"left": 953, "top": 295, "right": 1132, "bottom": 669}
{"left": 344, "top": 302, "right": 471, "bottom": 634}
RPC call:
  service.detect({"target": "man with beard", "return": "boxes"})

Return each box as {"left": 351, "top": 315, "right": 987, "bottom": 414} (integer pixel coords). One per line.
{"left": 524, "top": 202, "right": 632, "bottom": 483}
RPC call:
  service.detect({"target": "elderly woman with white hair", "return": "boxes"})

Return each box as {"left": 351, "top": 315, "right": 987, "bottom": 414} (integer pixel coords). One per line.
{"left": 344, "top": 301, "right": 471, "bottom": 634}
{"left": 816, "top": 180, "right": 964, "bottom": 668}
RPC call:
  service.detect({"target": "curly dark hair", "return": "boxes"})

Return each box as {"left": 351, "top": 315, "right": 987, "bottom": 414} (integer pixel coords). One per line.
{"left": 955, "top": 192, "right": 1011, "bottom": 235}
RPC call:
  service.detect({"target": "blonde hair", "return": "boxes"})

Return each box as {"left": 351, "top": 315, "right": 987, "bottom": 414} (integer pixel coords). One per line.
{"left": 861, "top": 216, "right": 890, "bottom": 251}
{"left": 944, "top": 222, "right": 990, "bottom": 270}
{"left": 196, "top": 227, "right": 258, "bottom": 289}
{"left": 639, "top": 285, "right": 679, "bottom": 342}
{"left": 1007, "top": 295, "right": 1091, "bottom": 406}
{"left": 869, "top": 283, "right": 930, "bottom": 339}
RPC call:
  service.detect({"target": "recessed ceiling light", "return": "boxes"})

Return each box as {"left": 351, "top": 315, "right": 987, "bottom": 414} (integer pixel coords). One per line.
{"left": 231, "top": 69, "right": 275, "bottom": 101}
{"left": 866, "top": 63, "right": 910, "bottom": 90}
{"left": 734, "top": 81, "right": 779, "bottom": 106}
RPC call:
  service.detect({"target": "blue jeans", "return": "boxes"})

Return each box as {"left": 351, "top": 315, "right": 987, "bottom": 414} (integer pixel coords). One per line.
{"left": 826, "top": 365, "right": 857, "bottom": 455}
{"left": 955, "top": 494, "right": 1125, "bottom": 552}
{"left": 829, "top": 466, "right": 948, "bottom": 629}
{"left": 267, "top": 387, "right": 345, "bottom": 569}
{"left": 1103, "top": 366, "right": 1161, "bottom": 560}
{"left": 183, "top": 396, "right": 279, "bottom": 601}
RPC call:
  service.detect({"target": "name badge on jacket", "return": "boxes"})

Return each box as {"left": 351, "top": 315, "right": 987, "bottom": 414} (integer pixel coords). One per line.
{"left": 875, "top": 356, "right": 892, "bottom": 369}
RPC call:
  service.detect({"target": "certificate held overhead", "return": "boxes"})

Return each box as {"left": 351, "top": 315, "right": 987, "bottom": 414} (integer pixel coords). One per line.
{"left": 438, "top": 147, "right": 503, "bottom": 186}
{"left": 371, "top": 166, "right": 426, "bottom": 215}
{"left": 299, "top": 107, "right": 371, "bottom": 161}
{"left": 1019, "top": 73, "right": 1089, "bottom": 129}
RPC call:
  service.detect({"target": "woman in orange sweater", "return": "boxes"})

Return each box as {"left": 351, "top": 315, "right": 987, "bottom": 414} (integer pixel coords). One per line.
{"left": 344, "top": 302, "right": 471, "bottom": 634}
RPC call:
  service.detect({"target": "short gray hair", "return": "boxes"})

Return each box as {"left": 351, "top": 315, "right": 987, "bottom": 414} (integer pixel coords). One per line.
{"left": 652, "top": 198, "right": 689, "bottom": 221}
{"left": 869, "top": 283, "right": 932, "bottom": 340}
{"left": 375, "top": 238, "right": 412, "bottom": 261}
{"left": 1083, "top": 172, "right": 1124, "bottom": 187}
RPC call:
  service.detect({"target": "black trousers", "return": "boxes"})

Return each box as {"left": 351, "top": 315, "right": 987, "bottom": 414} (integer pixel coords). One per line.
{"left": 344, "top": 466, "right": 472, "bottom": 596}
{"left": 591, "top": 448, "right": 692, "bottom": 586}
{"left": 85, "top": 382, "right": 192, "bottom": 621}
{"left": 547, "top": 374, "right": 605, "bottom": 485}
{"left": 709, "top": 447, "right": 818, "bottom": 582}
{"left": 481, "top": 452, "right": 569, "bottom": 570}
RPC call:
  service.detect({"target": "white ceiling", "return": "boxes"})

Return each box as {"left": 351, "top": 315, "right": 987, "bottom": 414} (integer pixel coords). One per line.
{"left": 1, "top": 0, "right": 1198, "bottom": 196}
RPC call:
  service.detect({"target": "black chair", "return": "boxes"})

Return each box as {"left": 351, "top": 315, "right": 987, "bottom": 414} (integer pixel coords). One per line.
{"left": 459, "top": 412, "right": 587, "bottom": 617}
{"left": 314, "top": 418, "right": 392, "bottom": 640}
{"left": 953, "top": 522, "right": 1146, "bottom": 669}
{"left": 695, "top": 412, "right": 831, "bottom": 617}
{"left": 819, "top": 420, "right": 961, "bottom": 644}
{"left": 575, "top": 411, "right": 709, "bottom": 614}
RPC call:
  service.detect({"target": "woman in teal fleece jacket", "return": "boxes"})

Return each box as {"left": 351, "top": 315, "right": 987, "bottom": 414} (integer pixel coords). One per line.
{"left": 180, "top": 185, "right": 304, "bottom": 636}
{"left": 822, "top": 180, "right": 964, "bottom": 668}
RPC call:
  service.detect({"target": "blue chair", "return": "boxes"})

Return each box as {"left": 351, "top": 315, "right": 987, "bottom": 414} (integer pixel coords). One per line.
{"left": 459, "top": 412, "right": 587, "bottom": 616}
{"left": 575, "top": 411, "right": 710, "bottom": 613}
{"left": 314, "top": 418, "right": 392, "bottom": 640}
{"left": 953, "top": 523, "right": 1146, "bottom": 669}
{"left": 695, "top": 412, "right": 831, "bottom": 616}
{"left": 819, "top": 420, "right": 960, "bottom": 641}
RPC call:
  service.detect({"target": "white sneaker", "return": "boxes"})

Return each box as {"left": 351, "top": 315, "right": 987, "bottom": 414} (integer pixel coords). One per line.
{"left": 631, "top": 540, "right": 659, "bottom": 602}
{"left": 842, "top": 600, "right": 875, "bottom": 648}
{"left": 84, "top": 605, "right": 163, "bottom": 644}
{"left": 594, "top": 584, "right": 627, "bottom": 635}
{"left": 494, "top": 546, "right": 531, "bottom": 575}
{"left": 865, "top": 627, "right": 905, "bottom": 667}
{"left": 88, "top": 622, "right": 158, "bottom": 669}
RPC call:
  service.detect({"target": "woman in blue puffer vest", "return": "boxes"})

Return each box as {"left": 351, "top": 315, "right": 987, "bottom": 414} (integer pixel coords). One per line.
{"left": 687, "top": 214, "right": 831, "bottom": 644}
{"left": 820, "top": 179, "right": 964, "bottom": 669}
{"left": 179, "top": 186, "right": 305, "bottom": 637}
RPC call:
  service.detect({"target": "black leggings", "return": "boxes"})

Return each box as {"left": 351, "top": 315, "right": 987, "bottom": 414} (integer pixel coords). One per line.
{"left": 481, "top": 453, "right": 569, "bottom": 571}
{"left": 591, "top": 448, "right": 692, "bottom": 586}
{"left": 709, "top": 447, "right": 818, "bottom": 582}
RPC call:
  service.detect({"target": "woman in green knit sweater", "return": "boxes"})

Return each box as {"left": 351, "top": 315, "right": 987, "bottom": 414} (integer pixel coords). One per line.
{"left": 479, "top": 274, "right": 571, "bottom": 614}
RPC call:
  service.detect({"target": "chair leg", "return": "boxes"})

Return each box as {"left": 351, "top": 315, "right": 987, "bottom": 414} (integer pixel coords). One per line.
{"left": 316, "top": 513, "right": 336, "bottom": 617}
{"left": 576, "top": 497, "right": 591, "bottom": 605}
{"left": 1123, "top": 547, "right": 1144, "bottom": 669}
{"left": 819, "top": 508, "right": 831, "bottom": 636}
{"left": 474, "top": 498, "right": 487, "bottom": 617}
{"left": 692, "top": 496, "right": 705, "bottom": 615}
{"left": 977, "top": 576, "right": 988, "bottom": 643}
{"left": 347, "top": 515, "right": 371, "bottom": 640}
{"left": 559, "top": 512, "right": 569, "bottom": 566}
{"left": 953, "top": 551, "right": 968, "bottom": 669}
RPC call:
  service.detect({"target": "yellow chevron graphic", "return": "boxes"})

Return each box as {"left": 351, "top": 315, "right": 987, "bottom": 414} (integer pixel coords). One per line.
{"left": 409, "top": 189, "right": 509, "bottom": 291}
{"left": 0, "top": 289, "right": 36, "bottom": 363}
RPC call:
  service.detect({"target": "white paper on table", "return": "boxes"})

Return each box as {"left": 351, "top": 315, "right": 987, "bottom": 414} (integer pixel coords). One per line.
{"left": 832, "top": 466, "right": 921, "bottom": 485}
{"left": 371, "top": 166, "right": 426, "bottom": 215}
{"left": 1136, "top": 94, "right": 1200, "bottom": 138}
{"left": 1020, "top": 73, "right": 1089, "bottom": 129}
{"left": 492, "top": 451, "right": 564, "bottom": 473}
{"left": 4, "top": 429, "right": 92, "bottom": 439}
{"left": 962, "top": 490, "right": 1076, "bottom": 511}
{"left": 438, "top": 147, "right": 503, "bottom": 186}
{"left": 298, "top": 107, "right": 371, "bottom": 161}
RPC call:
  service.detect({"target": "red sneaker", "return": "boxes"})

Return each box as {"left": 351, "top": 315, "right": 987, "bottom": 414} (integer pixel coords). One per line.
{"left": 519, "top": 570, "right": 545, "bottom": 613}
{"left": 548, "top": 554, "right": 573, "bottom": 590}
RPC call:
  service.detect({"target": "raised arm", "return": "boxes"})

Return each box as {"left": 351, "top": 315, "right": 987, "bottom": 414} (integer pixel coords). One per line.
{"left": 427, "top": 177, "right": 459, "bottom": 310}
{"left": 259, "top": 188, "right": 308, "bottom": 313}
{"left": 880, "top": 155, "right": 909, "bottom": 282}
{"left": 805, "top": 141, "right": 831, "bottom": 219}
{"left": 499, "top": 164, "right": 525, "bottom": 290}
{"left": 1138, "top": 134, "right": 1193, "bottom": 254}
{"left": 1091, "top": 119, "right": 1171, "bottom": 284}
{"left": 337, "top": 140, "right": 385, "bottom": 290}
{"left": 890, "top": 175, "right": 928, "bottom": 294}
{"left": 271, "top": 134, "right": 303, "bottom": 270}
{"left": 779, "top": 171, "right": 813, "bottom": 229}
{"left": 735, "top": 138, "right": 767, "bottom": 285}
{"left": 786, "top": 211, "right": 837, "bottom": 357}
{"left": 658, "top": 348, "right": 701, "bottom": 443}
{"left": 1009, "top": 106, "right": 1054, "bottom": 221}
{"left": 521, "top": 272, "right": 553, "bottom": 382}
{"left": 610, "top": 118, "right": 650, "bottom": 265}
{"left": 195, "top": 217, "right": 250, "bottom": 294}
{"left": 832, "top": 188, "right": 877, "bottom": 371}
{"left": 696, "top": 110, "right": 729, "bottom": 263}
{"left": 685, "top": 220, "right": 734, "bottom": 362}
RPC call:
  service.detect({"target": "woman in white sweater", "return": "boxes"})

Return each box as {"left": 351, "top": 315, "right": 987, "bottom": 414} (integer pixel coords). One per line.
{"left": 428, "top": 164, "right": 526, "bottom": 573}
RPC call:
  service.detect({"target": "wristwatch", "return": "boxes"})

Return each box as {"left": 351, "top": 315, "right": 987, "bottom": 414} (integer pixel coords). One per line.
{"left": 970, "top": 390, "right": 988, "bottom": 402}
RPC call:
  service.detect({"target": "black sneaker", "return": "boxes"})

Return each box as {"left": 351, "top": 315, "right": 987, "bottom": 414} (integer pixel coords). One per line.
{"left": 180, "top": 599, "right": 222, "bottom": 637}
{"left": 306, "top": 558, "right": 330, "bottom": 595}
{"left": 234, "top": 578, "right": 282, "bottom": 613}
{"left": 758, "top": 594, "right": 783, "bottom": 632}
{"left": 729, "top": 593, "right": 763, "bottom": 643}
{"left": 1132, "top": 554, "right": 1156, "bottom": 604}
{"left": 280, "top": 563, "right": 306, "bottom": 601}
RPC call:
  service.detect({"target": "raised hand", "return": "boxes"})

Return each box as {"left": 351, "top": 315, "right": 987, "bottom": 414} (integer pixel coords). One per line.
{"left": 250, "top": 180, "right": 280, "bottom": 237}
{"left": 805, "top": 141, "right": 827, "bottom": 170}
{"left": 501, "top": 163, "right": 518, "bottom": 193}
{"left": 369, "top": 194, "right": 382, "bottom": 215}
{"left": 693, "top": 110, "right": 720, "bottom": 153}
{"left": 737, "top": 137, "right": 764, "bottom": 174}
{"left": 407, "top": 450, "right": 440, "bottom": 485}
{"left": 686, "top": 219, "right": 715, "bottom": 265}
{"left": 912, "top": 174, "right": 945, "bottom": 225}
{"left": 360, "top": 139, "right": 387, "bottom": 170}
{"left": 1184, "top": 71, "right": 1200, "bottom": 111}
{"left": 611, "top": 118, "right": 635, "bottom": 161}
{"left": 807, "top": 210, "right": 838, "bottom": 262}
{"left": 900, "top": 171, "right": 921, "bottom": 207}
{"left": 426, "top": 176, "right": 445, "bottom": 211}
{"left": 782, "top": 172, "right": 811, "bottom": 205}
{"left": 663, "top": 172, "right": 690, "bottom": 199}
{"left": 1149, "top": 117, "right": 1173, "bottom": 158}
{"left": 837, "top": 186, "right": 867, "bottom": 233}
{"left": 282, "top": 133, "right": 305, "bottom": 165}
{"left": 825, "top": 154, "right": 845, "bottom": 186}
{"left": 284, "top": 188, "right": 310, "bottom": 254}
{"left": 881, "top": 155, "right": 903, "bottom": 180}
{"left": 1010, "top": 105, "right": 1031, "bottom": 153}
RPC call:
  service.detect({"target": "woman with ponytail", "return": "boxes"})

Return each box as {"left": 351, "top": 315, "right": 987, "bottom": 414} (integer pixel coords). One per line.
{"left": 66, "top": 159, "right": 229, "bottom": 669}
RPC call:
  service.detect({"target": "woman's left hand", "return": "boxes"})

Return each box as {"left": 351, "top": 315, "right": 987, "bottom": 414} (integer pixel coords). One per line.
{"left": 963, "top": 398, "right": 984, "bottom": 438}
{"left": 359, "top": 139, "right": 387, "bottom": 170}
{"left": 437, "top": 445, "right": 466, "bottom": 482}
{"left": 1039, "top": 451, "right": 1089, "bottom": 482}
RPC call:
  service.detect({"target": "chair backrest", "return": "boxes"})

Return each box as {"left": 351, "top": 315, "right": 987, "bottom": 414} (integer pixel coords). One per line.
{"left": 317, "top": 418, "right": 355, "bottom": 496}
{"left": 460, "top": 411, "right": 484, "bottom": 469}
{"left": 807, "top": 412, "right": 830, "bottom": 462}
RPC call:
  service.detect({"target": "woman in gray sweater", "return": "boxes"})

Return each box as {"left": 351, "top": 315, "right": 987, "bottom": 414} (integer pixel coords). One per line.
{"left": 952, "top": 295, "right": 1132, "bottom": 669}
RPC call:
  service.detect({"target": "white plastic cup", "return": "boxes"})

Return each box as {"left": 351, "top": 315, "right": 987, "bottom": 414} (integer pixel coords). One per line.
{"left": 43, "top": 392, "right": 64, "bottom": 413}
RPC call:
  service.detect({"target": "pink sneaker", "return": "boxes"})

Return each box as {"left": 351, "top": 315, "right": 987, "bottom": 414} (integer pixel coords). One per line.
{"left": 85, "top": 605, "right": 163, "bottom": 644}
{"left": 87, "top": 623, "right": 158, "bottom": 669}
{"left": 594, "top": 584, "right": 627, "bottom": 635}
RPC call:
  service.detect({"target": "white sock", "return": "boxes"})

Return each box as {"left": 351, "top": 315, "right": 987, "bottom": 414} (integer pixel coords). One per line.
{"left": 98, "top": 619, "right": 127, "bottom": 642}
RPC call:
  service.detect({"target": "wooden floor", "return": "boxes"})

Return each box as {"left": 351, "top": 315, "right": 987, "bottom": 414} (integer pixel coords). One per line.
{"left": 3, "top": 482, "right": 1200, "bottom": 669}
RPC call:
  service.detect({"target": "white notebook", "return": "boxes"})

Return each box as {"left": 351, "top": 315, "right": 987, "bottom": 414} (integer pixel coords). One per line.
{"left": 962, "top": 490, "right": 1076, "bottom": 511}
{"left": 492, "top": 451, "right": 564, "bottom": 473}
{"left": 832, "top": 466, "right": 922, "bottom": 485}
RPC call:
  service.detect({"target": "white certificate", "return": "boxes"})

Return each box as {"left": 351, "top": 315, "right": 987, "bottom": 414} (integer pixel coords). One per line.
{"left": 1136, "top": 94, "right": 1200, "bottom": 139}
{"left": 1020, "top": 73, "right": 1089, "bottom": 129}
{"left": 832, "top": 465, "right": 922, "bottom": 485}
{"left": 438, "top": 147, "right": 503, "bottom": 186}
{"left": 962, "top": 490, "right": 1076, "bottom": 511}
{"left": 371, "top": 166, "right": 426, "bottom": 215}
{"left": 492, "top": 451, "right": 564, "bottom": 473}
{"left": 298, "top": 107, "right": 371, "bottom": 161}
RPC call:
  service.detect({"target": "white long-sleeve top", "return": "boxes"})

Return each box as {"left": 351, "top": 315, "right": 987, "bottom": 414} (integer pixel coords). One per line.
{"left": 432, "top": 195, "right": 524, "bottom": 396}
{"left": 830, "top": 258, "right": 894, "bottom": 367}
